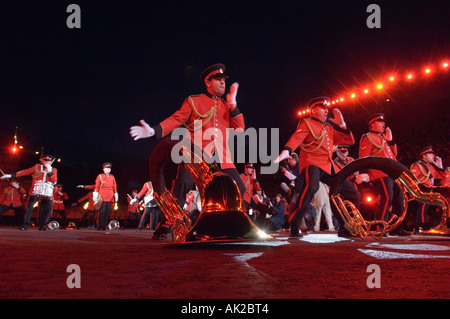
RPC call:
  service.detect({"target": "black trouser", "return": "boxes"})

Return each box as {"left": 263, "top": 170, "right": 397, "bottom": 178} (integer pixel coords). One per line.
{"left": 371, "top": 176, "right": 404, "bottom": 222}
{"left": 138, "top": 206, "right": 161, "bottom": 229}
{"left": 23, "top": 195, "right": 53, "bottom": 229}
{"left": 0, "top": 204, "right": 24, "bottom": 226}
{"left": 289, "top": 165, "right": 360, "bottom": 235}
{"left": 79, "top": 209, "right": 96, "bottom": 228}
{"left": 53, "top": 209, "right": 68, "bottom": 228}
{"left": 97, "top": 201, "right": 112, "bottom": 230}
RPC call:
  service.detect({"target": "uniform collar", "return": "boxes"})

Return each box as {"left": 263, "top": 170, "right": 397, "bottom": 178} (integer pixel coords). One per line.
{"left": 205, "top": 91, "right": 221, "bottom": 100}
{"left": 310, "top": 116, "right": 326, "bottom": 124}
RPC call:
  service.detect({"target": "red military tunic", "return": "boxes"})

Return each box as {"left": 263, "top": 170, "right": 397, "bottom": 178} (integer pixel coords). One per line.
{"left": 127, "top": 195, "right": 140, "bottom": 213}
{"left": 0, "top": 185, "right": 27, "bottom": 207}
{"left": 284, "top": 117, "right": 355, "bottom": 174}
{"left": 239, "top": 173, "right": 261, "bottom": 204}
{"left": 359, "top": 131, "right": 397, "bottom": 181}
{"left": 53, "top": 189, "right": 68, "bottom": 210}
{"left": 137, "top": 181, "right": 154, "bottom": 199}
{"left": 410, "top": 160, "right": 447, "bottom": 188}
{"left": 94, "top": 174, "right": 117, "bottom": 202}
{"left": 14, "top": 164, "right": 58, "bottom": 196}
{"left": 77, "top": 192, "right": 96, "bottom": 211}
{"left": 153, "top": 93, "right": 245, "bottom": 169}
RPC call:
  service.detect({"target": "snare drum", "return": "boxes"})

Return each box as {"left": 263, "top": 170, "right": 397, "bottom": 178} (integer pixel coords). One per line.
{"left": 31, "top": 181, "right": 54, "bottom": 198}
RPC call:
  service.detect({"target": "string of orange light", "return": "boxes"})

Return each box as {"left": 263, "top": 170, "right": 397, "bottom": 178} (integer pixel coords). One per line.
{"left": 297, "top": 60, "right": 449, "bottom": 116}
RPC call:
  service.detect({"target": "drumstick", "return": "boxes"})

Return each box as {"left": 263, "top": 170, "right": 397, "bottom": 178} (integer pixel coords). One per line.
{"left": 0, "top": 168, "right": 5, "bottom": 175}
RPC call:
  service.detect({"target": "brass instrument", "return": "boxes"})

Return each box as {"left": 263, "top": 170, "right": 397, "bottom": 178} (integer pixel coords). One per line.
{"left": 330, "top": 156, "right": 449, "bottom": 239}
{"left": 149, "top": 138, "right": 270, "bottom": 243}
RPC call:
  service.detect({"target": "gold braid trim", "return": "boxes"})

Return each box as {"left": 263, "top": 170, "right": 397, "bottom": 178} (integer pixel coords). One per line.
{"left": 300, "top": 119, "right": 326, "bottom": 153}
{"left": 417, "top": 163, "right": 431, "bottom": 183}
{"left": 366, "top": 133, "right": 386, "bottom": 156}
{"left": 184, "top": 97, "right": 216, "bottom": 132}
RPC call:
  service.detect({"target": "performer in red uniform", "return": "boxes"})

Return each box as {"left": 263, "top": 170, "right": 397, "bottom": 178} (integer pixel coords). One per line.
{"left": 357, "top": 113, "right": 406, "bottom": 234}
{"left": 93, "top": 162, "right": 118, "bottom": 231}
{"left": 52, "top": 184, "right": 69, "bottom": 229}
{"left": 124, "top": 189, "right": 141, "bottom": 228}
{"left": 239, "top": 163, "right": 261, "bottom": 213}
{"left": 0, "top": 179, "right": 27, "bottom": 226}
{"left": 136, "top": 181, "right": 161, "bottom": 230}
{"left": 274, "top": 97, "right": 360, "bottom": 237}
{"left": 333, "top": 145, "right": 358, "bottom": 188}
{"left": 74, "top": 184, "right": 97, "bottom": 228}
{"left": 410, "top": 146, "right": 449, "bottom": 231}
{"left": 1, "top": 154, "right": 58, "bottom": 230}
{"left": 130, "top": 63, "right": 246, "bottom": 206}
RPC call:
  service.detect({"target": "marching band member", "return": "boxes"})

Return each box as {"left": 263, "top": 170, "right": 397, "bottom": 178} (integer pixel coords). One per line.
{"left": 357, "top": 113, "right": 408, "bottom": 235}
{"left": 0, "top": 178, "right": 27, "bottom": 226}
{"left": 73, "top": 185, "right": 97, "bottom": 228}
{"left": 240, "top": 163, "right": 261, "bottom": 213}
{"left": 93, "top": 162, "right": 118, "bottom": 231}
{"left": 130, "top": 63, "right": 246, "bottom": 205}
{"left": 333, "top": 145, "right": 358, "bottom": 188}
{"left": 52, "top": 184, "right": 69, "bottom": 229}
{"left": 274, "top": 97, "right": 360, "bottom": 237}
{"left": 136, "top": 181, "right": 160, "bottom": 231}
{"left": 410, "top": 146, "right": 449, "bottom": 231}
{"left": 124, "top": 189, "right": 141, "bottom": 228}
{"left": 1, "top": 154, "right": 58, "bottom": 230}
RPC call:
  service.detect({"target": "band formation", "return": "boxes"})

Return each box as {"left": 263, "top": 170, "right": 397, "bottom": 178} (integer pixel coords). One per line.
{"left": 1, "top": 63, "right": 449, "bottom": 239}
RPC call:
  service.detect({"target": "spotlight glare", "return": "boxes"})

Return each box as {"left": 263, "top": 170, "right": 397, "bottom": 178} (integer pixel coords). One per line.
{"left": 350, "top": 93, "right": 356, "bottom": 98}
{"left": 425, "top": 68, "right": 431, "bottom": 74}
{"left": 443, "top": 62, "right": 448, "bottom": 68}
{"left": 376, "top": 83, "right": 383, "bottom": 90}
{"left": 364, "top": 89, "right": 369, "bottom": 94}
{"left": 407, "top": 73, "right": 413, "bottom": 79}
{"left": 389, "top": 76, "right": 395, "bottom": 81}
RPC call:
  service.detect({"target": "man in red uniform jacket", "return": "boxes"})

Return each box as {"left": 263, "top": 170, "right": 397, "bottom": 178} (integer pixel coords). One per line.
{"left": 239, "top": 163, "right": 261, "bottom": 213}
{"left": 1, "top": 154, "right": 58, "bottom": 230}
{"left": 93, "top": 162, "right": 118, "bottom": 230}
{"left": 357, "top": 113, "right": 406, "bottom": 234}
{"left": 274, "top": 97, "right": 360, "bottom": 237}
{"left": 0, "top": 179, "right": 27, "bottom": 226}
{"left": 410, "top": 146, "right": 449, "bottom": 231}
{"left": 130, "top": 63, "right": 246, "bottom": 206}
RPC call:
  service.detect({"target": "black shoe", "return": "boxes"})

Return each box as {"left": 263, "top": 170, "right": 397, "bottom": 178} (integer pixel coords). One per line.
{"left": 19, "top": 226, "right": 28, "bottom": 231}
{"left": 289, "top": 230, "right": 303, "bottom": 238}
{"left": 337, "top": 227, "right": 354, "bottom": 237}
{"left": 389, "top": 229, "right": 412, "bottom": 236}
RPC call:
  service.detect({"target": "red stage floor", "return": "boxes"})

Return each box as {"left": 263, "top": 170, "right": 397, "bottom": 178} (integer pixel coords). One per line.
{"left": 0, "top": 226, "right": 449, "bottom": 300}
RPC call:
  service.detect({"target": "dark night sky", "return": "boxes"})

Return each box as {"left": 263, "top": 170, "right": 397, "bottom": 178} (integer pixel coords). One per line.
{"left": 1, "top": 0, "right": 449, "bottom": 197}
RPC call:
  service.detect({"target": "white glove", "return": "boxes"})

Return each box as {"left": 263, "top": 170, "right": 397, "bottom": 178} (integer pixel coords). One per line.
{"left": 11, "top": 181, "right": 19, "bottom": 189}
{"left": 383, "top": 127, "right": 393, "bottom": 141}
{"left": 129, "top": 119, "right": 155, "bottom": 141}
{"left": 92, "top": 191, "right": 99, "bottom": 203}
{"left": 274, "top": 150, "right": 291, "bottom": 164}
{"left": 355, "top": 173, "right": 370, "bottom": 184}
{"left": 76, "top": 185, "right": 85, "bottom": 189}
{"left": 1, "top": 174, "right": 12, "bottom": 180}
{"left": 114, "top": 193, "right": 118, "bottom": 202}
{"left": 226, "top": 82, "right": 239, "bottom": 107}
{"left": 129, "top": 198, "right": 137, "bottom": 204}
{"left": 45, "top": 164, "right": 52, "bottom": 172}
